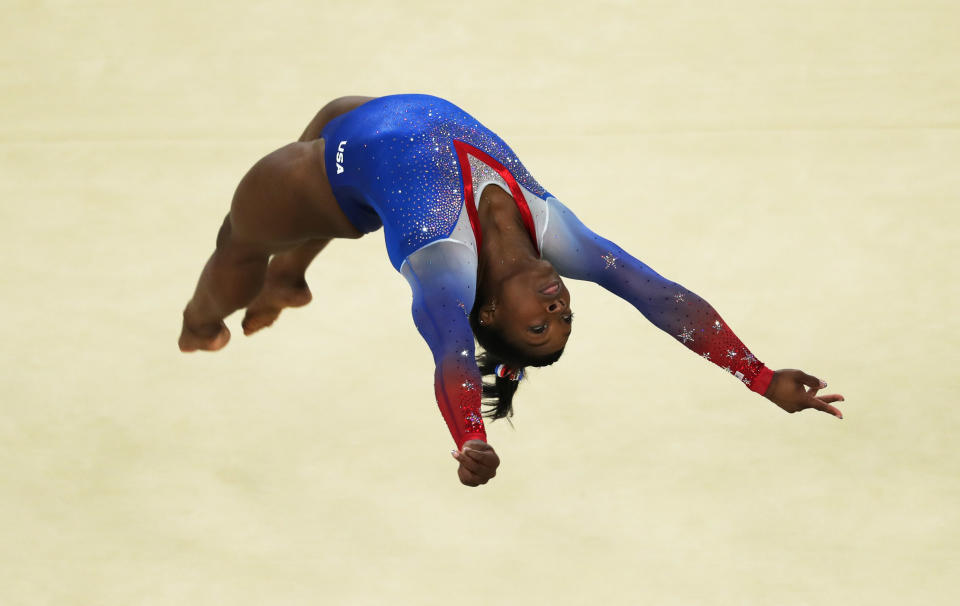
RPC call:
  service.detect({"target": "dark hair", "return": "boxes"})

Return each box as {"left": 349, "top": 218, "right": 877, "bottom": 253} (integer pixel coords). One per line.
{"left": 469, "top": 305, "right": 564, "bottom": 421}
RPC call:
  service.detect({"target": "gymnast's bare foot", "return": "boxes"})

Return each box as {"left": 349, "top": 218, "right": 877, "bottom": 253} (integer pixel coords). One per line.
{"left": 178, "top": 314, "right": 231, "bottom": 352}
{"left": 241, "top": 272, "right": 313, "bottom": 335}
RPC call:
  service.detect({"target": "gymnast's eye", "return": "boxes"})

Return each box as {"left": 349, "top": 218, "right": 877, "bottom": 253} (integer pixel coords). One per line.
{"left": 563, "top": 313, "right": 574, "bottom": 324}
{"left": 529, "top": 325, "right": 547, "bottom": 334}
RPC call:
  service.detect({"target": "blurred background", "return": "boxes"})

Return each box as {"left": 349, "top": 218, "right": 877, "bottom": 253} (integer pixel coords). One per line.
{"left": 1, "top": 1, "right": 957, "bottom": 604}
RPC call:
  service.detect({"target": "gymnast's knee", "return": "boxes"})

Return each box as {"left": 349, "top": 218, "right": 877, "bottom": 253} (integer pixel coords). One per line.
{"left": 215, "top": 215, "right": 233, "bottom": 249}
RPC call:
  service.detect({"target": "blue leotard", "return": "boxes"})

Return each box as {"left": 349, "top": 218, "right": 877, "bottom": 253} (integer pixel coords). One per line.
{"left": 321, "top": 94, "right": 773, "bottom": 448}
{"left": 321, "top": 95, "right": 550, "bottom": 269}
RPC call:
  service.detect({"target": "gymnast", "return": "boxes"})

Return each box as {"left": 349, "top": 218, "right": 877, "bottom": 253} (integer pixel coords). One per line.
{"left": 178, "top": 94, "right": 845, "bottom": 487}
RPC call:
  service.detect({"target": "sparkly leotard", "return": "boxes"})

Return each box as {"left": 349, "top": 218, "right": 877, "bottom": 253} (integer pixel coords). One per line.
{"left": 322, "top": 95, "right": 774, "bottom": 448}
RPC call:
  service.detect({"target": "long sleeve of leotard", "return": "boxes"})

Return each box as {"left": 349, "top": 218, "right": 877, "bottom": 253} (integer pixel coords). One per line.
{"left": 541, "top": 198, "right": 775, "bottom": 395}
{"left": 400, "top": 241, "right": 486, "bottom": 449}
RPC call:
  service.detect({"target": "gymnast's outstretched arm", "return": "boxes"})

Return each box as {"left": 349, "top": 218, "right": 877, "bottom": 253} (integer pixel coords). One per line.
{"left": 541, "top": 197, "right": 845, "bottom": 418}
{"left": 400, "top": 241, "right": 501, "bottom": 486}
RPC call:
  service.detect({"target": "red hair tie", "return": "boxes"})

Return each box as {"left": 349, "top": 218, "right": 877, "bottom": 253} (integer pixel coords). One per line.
{"left": 494, "top": 364, "right": 524, "bottom": 382}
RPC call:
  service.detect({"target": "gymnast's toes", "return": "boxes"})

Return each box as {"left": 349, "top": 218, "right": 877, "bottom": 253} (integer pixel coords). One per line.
{"left": 242, "top": 280, "right": 312, "bottom": 336}
{"left": 178, "top": 321, "right": 231, "bottom": 352}
{"left": 241, "top": 307, "right": 282, "bottom": 335}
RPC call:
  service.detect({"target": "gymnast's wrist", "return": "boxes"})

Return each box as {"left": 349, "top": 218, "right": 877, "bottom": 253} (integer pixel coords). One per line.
{"left": 751, "top": 366, "right": 775, "bottom": 396}
{"left": 461, "top": 432, "right": 487, "bottom": 446}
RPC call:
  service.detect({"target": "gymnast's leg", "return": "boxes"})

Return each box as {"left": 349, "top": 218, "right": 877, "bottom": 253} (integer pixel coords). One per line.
{"left": 178, "top": 143, "right": 345, "bottom": 352}
{"left": 239, "top": 238, "right": 331, "bottom": 335}
{"left": 236, "top": 98, "right": 375, "bottom": 336}
{"left": 179, "top": 97, "right": 374, "bottom": 352}
{"left": 178, "top": 218, "right": 273, "bottom": 352}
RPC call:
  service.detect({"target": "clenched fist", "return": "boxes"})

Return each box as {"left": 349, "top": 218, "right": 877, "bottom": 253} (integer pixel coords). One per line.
{"left": 451, "top": 440, "right": 500, "bottom": 487}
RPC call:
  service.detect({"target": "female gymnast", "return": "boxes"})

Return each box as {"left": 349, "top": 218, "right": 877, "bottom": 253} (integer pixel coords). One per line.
{"left": 178, "top": 95, "right": 845, "bottom": 487}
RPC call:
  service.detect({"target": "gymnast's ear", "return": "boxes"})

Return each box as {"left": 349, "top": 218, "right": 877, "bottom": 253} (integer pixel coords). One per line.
{"left": 477, "top": 300, "right": 497, "bottom": 327}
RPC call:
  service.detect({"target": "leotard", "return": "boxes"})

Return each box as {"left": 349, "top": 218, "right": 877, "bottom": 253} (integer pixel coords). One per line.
{"left": 321, "top": 94, "right": 774, "bottom": 448}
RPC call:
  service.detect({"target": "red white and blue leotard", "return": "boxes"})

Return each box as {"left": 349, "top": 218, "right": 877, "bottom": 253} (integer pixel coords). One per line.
{"left": 321, "top": 94, "right": 774, "bottom": 448}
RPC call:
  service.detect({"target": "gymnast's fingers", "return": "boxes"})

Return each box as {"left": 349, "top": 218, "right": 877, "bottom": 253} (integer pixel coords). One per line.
{"left": 461, "top": 445, "right": 499, "bottom": 472}
{"left": 808, "top": 396, "right": 844, "bottom": 419}
{"left": 458, "top": 465, "right": 484, "bottom": 487}
{"left": 453, "top": 449, "right": 486, "bottom": 476}
{"left": 817, "top": 393, "right": 845, "bottom": 405}
{"left": 799, "top": 372, "right": 827, "bottom": 394}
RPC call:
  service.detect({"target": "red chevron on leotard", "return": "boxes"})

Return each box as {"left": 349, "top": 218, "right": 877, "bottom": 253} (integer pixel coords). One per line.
{"left": 452, "top": 139, "right": 540, "bottom": 256}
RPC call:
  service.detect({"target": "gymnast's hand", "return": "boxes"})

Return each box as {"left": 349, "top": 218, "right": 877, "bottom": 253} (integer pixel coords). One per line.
{"left": 451, "top": 440, "right": 500, "bottom": 487}
{"left": 764, "top": 369, "right": 845, "bottom": 419}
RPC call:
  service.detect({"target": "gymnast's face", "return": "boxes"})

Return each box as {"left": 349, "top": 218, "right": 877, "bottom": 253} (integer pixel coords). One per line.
{"left": 485, "top": 265, "right": 573, "bottom": 357}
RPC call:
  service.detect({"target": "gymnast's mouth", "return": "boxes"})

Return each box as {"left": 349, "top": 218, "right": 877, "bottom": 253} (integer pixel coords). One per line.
{"left": 539, "top": 280, "right": 561, "bottom": 296}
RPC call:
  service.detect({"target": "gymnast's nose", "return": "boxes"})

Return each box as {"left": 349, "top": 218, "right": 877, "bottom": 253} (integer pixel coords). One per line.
{"left": 546, "top": 299, "right": 566, "bottom": 313}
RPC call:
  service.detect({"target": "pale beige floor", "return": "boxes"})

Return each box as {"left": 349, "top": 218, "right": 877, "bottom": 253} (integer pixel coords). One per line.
{"left": 2, "top": 1, "right": 958, "bottom": 604}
